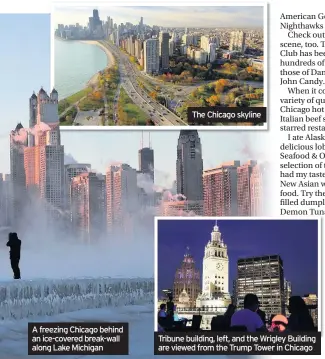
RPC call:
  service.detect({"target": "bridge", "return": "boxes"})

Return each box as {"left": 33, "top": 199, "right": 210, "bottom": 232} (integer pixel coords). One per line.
{"left": 0, "top": 277, "right": 154, "bottom": 320}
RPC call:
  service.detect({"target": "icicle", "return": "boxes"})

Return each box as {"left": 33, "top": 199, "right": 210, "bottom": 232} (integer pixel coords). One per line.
{"left": 0, "top": 277, "right": 154, "bottom": 320}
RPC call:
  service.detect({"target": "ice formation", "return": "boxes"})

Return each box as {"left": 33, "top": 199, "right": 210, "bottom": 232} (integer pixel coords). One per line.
{"left": 0, "top": 277, "right": 154, "bottom": 320}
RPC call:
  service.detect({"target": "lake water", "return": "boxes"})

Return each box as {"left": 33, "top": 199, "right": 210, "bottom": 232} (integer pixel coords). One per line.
{"left": 54, "top": 39, "right": 109, "bottom": 99}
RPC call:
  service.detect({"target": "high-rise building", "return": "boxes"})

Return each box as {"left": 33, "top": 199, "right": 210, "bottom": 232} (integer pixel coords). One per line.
{"left": 0, "top": 174, "right": 12, "bottom": 227}
{"left": 176, "top": 130, "right": 203, "bottom": 202}
{"left": 143, "top": 38, "right": 159, "bottom": 74}
{"left": 64, "top": 164, "right": 90, "bottom": 209}
{"left": 203, "top": 161, "right": 239, "bottom": 216}
{"left": 229, "top": 31, "right": 246, "bottom": 53}
{"left": 10, "top": 123, "right": 27, "bottom": 224}
{"left": 70, "top": 172, "right": 106, "bottom": 240}
{"left": 236, "top": 255, "right": 285, "bottom": 318}
{"left": 237, "top": 160, "right": 257, "bottom": 216}
{"left": 284, "top": 278, "right": 292, "bottom": 316}
{"left": 200, "top": 222, "right": 229, "bottom": 299}
{"left": 302, "top": 294, "right": 318, "bottom": 328}
{"left": 196, "top": 222, "right": 231, "bottom": 329}
{"left": 159, "top": 32, "right": 170, "bottom": 70}
{"left": 24, "top": 89, "right": 64, "bottom": 218}
{"left": 250, "top": 163, "right": 267, "bottom": 216}
{"left": 173, "top": 248, "right": 200, "bottom": 308}
{"left": 138, "top": 147, "right": 154, "bottom": 182}
{"left": 106, "top": 163, "right": 138, "bottom": 232}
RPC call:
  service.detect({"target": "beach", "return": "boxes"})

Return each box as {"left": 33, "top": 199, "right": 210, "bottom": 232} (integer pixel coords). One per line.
{"left": 80, "top": 40, "right": 116, "bottom": 87}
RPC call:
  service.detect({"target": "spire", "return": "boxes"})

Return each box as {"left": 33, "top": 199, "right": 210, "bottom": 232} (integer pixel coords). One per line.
{"left": 184, "top": 246, "right": 190, "bottom": 256}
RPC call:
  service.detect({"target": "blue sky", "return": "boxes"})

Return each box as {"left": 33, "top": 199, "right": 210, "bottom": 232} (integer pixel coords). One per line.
{"left": 59, "top": 131, "right": 268, "bottom": 188}
{"left": 0, "top": 14, "right": 268, "bottom": 185}
{"left": 0, "top": 14, "right": 50, "bottom": 173}
{"left": 54, "top": 6, "right": 264, "bottom": 28}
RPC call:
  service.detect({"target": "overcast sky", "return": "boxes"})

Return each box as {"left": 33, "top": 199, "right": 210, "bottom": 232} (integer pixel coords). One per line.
{"left": 54, "top": 6, "right": 264, "bottom": 28}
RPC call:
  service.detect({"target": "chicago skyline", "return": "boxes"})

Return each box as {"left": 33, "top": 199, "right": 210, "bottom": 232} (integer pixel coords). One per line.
{"left": 157, "top": 219, "right": 318, "bottom": 298}
{"left": 1, "top": 89, "right": 267, "bottom": 240}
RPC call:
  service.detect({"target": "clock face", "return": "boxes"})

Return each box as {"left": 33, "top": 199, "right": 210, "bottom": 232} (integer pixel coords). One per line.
{"left": 216, "top": 263, "right": 224, "bottom": 271}
{"left": 180, "top": 135, "right": 188, "bottom": 144}
{"left": 189, "top": 134, "right": 196, "bottom": 142}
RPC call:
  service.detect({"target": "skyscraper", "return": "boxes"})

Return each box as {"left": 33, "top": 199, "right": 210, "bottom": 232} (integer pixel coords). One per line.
{"left": 176, "top": 130, "right": 203, "bottom": 201}
{"left": 201, "top": 222, "right": 229, "bottom": 298}
{"left": 173, "top": 248, "right": 200, "bottom": 308}
{"left": 24, "top": 89, "right": 65, "bottom": 218}
{"left": 159, "top": 32, "right": 170, "bottom": 70}
{"left": 143, "top": 38, "right": 159, "bottom": 74}
{"left": 106, "top": 163, "right": 138, "bottom": 232}
{"left": 229, "top": 31, "right": 246, "bottom": 53}
{"left": 138, "top": 146, "right": 154, "bottom": 182}
{"left": 70, "top": 172, "right": 106, "bottom": 240}
{"left": 237, "top": 160, "right": 257, "bottom": 216}
{"left": 64, "top": 164, "right": 91, "bottom": 209}
{"left": 196, "top": 222, "right": 231, "bottom": 329}
{"left": 236, "top": 255, "right": 285, "bottom": 318}
{"left": 10, "top": 123, "right": 27, "bottom": 224}
{"left": 250, "top": 163, "right": 267, "bottom": 216}
{"left": 203, "top": 161, "right": 239, "bottom": 216}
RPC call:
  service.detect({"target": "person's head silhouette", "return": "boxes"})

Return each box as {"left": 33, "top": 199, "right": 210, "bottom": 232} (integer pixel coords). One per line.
{"left": 11, "top": 233, "right": 19, "bottom": 240}
{"left": 244, "top": 294, "right": 259, "bottom": 312}
{"left": 288, "top": 296, "right": 307, "bottom": 314}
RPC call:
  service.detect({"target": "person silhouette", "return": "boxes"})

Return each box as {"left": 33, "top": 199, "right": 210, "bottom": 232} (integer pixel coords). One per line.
{"left": 6, "top": 232, "right": 21, "bottom": 279}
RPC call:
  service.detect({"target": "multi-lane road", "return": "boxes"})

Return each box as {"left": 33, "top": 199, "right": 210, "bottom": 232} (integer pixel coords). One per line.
{"left": 102, "top": 40, "right": 188, "bottom": 126}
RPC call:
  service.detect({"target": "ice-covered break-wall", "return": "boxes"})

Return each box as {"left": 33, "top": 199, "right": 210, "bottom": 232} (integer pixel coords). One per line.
{"left": 0, "top": 277, "right": 154, "bottom": 320}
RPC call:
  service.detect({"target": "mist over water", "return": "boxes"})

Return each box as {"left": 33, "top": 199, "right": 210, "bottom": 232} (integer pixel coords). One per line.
{"left": 0, "top": 190, "right": 154, "bottom": 281}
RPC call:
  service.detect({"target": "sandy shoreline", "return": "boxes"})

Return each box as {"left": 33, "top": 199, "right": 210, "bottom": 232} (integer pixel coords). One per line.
{"left": 80, "top": 40, "right": 116, "bottom": 87}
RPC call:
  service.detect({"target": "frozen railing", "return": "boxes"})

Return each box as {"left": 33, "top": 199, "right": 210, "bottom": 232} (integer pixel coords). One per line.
{"left": 0, "top": 277, "right": 154, "bottom": 320}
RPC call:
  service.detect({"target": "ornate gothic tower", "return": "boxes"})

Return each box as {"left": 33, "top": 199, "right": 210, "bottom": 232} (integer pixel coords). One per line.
{"left": 201, "top": 221, "right": 229, "bottom": 298}
{"left": 173, "top": 248, "right": 201, "bottom": 307}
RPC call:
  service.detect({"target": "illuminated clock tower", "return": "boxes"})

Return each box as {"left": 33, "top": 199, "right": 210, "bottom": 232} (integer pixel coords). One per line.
{"left": 201, "top": 221, "right": 229, "bottom": 299}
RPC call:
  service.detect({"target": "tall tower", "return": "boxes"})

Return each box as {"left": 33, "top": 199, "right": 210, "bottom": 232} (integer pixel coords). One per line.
{"left": 173, "top": 248, "right": 201, "bottom": 307}
{"left": 106, "top": 163, "right": 138, "bottom": 233}
{"left": 237, "top": 160, "right": 257, "bottom": 216}
{"left": 138, "top": 133, "right": 154, "bottom": 182}
{"left": 143, "top": 38, "right": 159, "bottom": 74}
{"left": 70, "top": 172, "right": 106, "bottom": 241}
{"left": 159, "top": 32, "right": 170, "bottom": 70}
{"left": 203, "top": 161, "right": 239, "bottom": 216}
{"left": 29, "top": 92, "right": 38, "bottom": 146}
{"left": 10, "top": 123, "right": 27, "bottom": 225}
{"left": 176, "top": 130, "right": 203, "bottom": 201}
{"left": 201, "top": 221, "right": 229, "bottom": 298}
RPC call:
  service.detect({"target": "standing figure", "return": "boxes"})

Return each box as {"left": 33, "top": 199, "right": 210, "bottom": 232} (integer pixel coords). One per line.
{"left": 6, "top": 232, "right": 21, "bottom": 279}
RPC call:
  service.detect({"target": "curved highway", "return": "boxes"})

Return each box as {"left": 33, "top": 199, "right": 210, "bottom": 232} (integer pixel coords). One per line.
{"left": 101, "top": 40, "right": 188, "bottom": 126}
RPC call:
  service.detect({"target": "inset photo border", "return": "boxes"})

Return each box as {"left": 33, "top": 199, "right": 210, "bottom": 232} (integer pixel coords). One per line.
{"left": 154, "top": 217, "right": 321, "bottom": 332}
{"left": 51, "top": 2, "right": 268, "bottom": 130}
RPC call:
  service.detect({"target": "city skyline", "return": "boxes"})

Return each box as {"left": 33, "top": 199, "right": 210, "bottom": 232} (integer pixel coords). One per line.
{"left": 0, "top": 14, "right": 50, "bottom": 167}
{"left": 54, "top": 6, "right": 264, "bottom": 28}
{"left": 157, "top": 219, "right": 318, "bottom": 297}
{"left": 1, "top": 129, "right": 269, "bottom": 187}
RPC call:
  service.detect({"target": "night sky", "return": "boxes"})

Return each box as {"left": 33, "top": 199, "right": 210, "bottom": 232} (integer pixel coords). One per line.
{"left": 157, "top": 219, "right": 318, "bottom": 297}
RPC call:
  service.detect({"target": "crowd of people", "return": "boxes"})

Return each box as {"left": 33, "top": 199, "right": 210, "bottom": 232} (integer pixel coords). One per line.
{"left": 157, "top": 293, "right": 316, "bottom": 332}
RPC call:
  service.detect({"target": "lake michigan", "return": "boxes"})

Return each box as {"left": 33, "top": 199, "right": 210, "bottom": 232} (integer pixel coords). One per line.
{"left": 54, "top": 39, "right": 109, "bottom": 99}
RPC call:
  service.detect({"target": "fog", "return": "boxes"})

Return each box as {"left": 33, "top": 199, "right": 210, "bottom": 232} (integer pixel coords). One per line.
{"left": 0, "top": 179, "right": 156, "bottom": 281}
